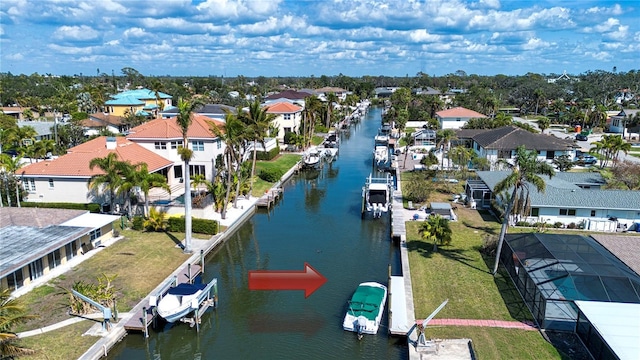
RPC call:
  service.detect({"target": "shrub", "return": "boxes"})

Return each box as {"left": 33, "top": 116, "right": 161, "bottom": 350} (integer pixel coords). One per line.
{"left": 131, "top": 216, "right": 144, "bottom": 230}
{"left": 553, "top": 222, "right": 563, "bottom": 228}
{"left": 480, "top": 235, "right": 498, "bottom": 256}
{"left": 143, "top": 208, "right": 168, "bottom": 232}
{"left": 567, "top": 222, "right": 577, "bottom": 229}
{"left": 256, "top": 147, "right": 280, "bottom": 161}
{"left": 259, "top": 168, "right": 284, "bottom": 182}
{"left": 404, "top": 177, "right": 433, "bottom": 203}
{"left": 20, "top": 202, "right": 101, "bottom": 213}
{"left": 167, "top": 216, "right": 218, "bottom": 235}
{"left": 515, "top": 221, "right": 530, "bottom": 227}
{"left": 283, "top": 132, "right": 297, "bottom": 145}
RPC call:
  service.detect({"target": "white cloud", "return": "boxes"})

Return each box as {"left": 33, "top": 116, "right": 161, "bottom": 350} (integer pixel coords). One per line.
{"left": 47, "top": 43, "right": 90, "bottom": 55}
{"left": 195, "top": 0, "right": 282, "bottom": 20}
{"left": 6, "top": 52, "right": 24, "bottom": 60}
{"left": 52, "top": 25, "right": 100, "bottom": 41}
{"left": 522, "top": 37, "right": 553, "bottom": 51}
{"left": 586, "top": 4, "right": 623, "bottom": 16}
{"left": 124, "top": 27, "right": 147, "bottom": 38}
{"left": 605, "top": 25, "right": 629, "bottom": 41}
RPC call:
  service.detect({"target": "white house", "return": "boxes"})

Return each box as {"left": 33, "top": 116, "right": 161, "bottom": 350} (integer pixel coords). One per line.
{"left": 436, "top": 107, "right": 487, "bottom": 129}
{"left": 609, "top": 109, "right": 639, "bottom": 136}
{"left": 456, "top": 126, "right": 577, "bottom": 170}
{"left": 18, "top": 136, "right": 173, "bottom": 204}
{"left": 264, "top": 102, "right": 303, "bottom": 142}
{"left": 126, "top": 114, "right": 227, "bottom": 185}
{"left": 471, "top": 171, "right": 640, "bottom": 231}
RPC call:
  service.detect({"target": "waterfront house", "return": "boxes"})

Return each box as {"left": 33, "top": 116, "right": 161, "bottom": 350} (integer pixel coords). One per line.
{"left": 456, "top": 126, "right": 576, "bottom": 170}
{"left": 264, "top": 90, "right": 310, "bottom": 106}
{"left": 18, "top": 136, "right": 173, "bottom": 204}
{"left": 314, "top": 87, "right": 349, "bottom": 102}
{"left": 105, "top": 88, "right": 172, "bottom": 117}
{"left": 126, "top": 114, "right": 227, "bottom": 187}
{"left": 436, "top": 107, "right": 487, "bottom": 129}
{"left": 0, "top": 207, "right": 120, "bottom": 297}
{"left": 264, "top": 102, "right": 303, "bottom": 142}
{"left": 609, "top": 109, "right": 640, "bottom": 137}
{"left": 468, "top": 171, "right": 640, "bottom": 230}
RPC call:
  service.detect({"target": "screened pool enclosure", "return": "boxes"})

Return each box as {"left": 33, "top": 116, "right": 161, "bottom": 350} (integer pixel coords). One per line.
{"left": 500, "top": 233, "right": 640, "bottom": 331}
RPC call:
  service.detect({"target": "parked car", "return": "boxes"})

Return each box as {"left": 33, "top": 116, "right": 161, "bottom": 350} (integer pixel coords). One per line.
{"left": 575, "top": 133, "right": 588, "bottom": 141}
{"left": 581, "top": 155, "right": 597, "bottom": 165}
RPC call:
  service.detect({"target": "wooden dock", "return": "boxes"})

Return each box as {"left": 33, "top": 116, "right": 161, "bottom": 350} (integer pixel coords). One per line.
{"left": 256, "top": 188, "right": 282, "bottom": 209}
{"left": 123, "top": 263, "right": 202, "bottom": 333}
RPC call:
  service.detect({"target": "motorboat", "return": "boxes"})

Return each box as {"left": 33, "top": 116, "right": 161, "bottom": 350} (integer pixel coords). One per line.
{"left": 323, "top": 131, "right": 339, "bottom": 148}
{"left": 374, "top": 145, "right": 389, "bottom": 167}
{"left": 322, "top": 147, "right": 339, "bottom": 162}
{"left": 343, "top": 282, "right": 387, "bottom": 336}
{"left": 157, "top": 283, "right": 208, "bottom": 323}
{"left": 361, "top": 173, "right": 393, "bottom": 219}
{"left": 303, "top": 149, "right": 322, "bottom": 169}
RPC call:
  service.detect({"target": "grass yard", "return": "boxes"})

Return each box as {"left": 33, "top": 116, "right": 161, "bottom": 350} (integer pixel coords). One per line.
{"left": 18, "top": 321, "right": 97, "bottom": 360}
{"left": 252, "top": 154, "right": 301, "bottom": 197}
{"left": 406, "top": 183, "right": 569, "bottom": 359}
{"left": 17, "top": 229, "right": 197, "bottom": 331}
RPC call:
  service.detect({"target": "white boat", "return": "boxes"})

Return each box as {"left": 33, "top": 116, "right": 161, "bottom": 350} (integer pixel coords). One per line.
{"left": 374, "top": 145, "right": 389, "bottom": 167}
{"left": 361, "top": 173, "right": 393, "bottom": 219}
{"left": 322, "top": 147, "right": 339, "bottom": 162}
{"left": 157, "top": 283, "right": 208, "bottom": 323}
{"left": 303, "top": 150, "right": 322, "bottom": 169}
{"left": 343, "top": 282, "right": 388, "bottom": 336}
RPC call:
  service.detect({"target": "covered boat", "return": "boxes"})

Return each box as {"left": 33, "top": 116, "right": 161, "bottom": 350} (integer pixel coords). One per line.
{"left": 343, "top": 282, "right": 388, "bottom": 335}
{"left": 157, "top": 283, "right": 208, "bottom": 323}
{"left": 361, "top": 174, "right": 393, "bottom": 219}
{"left": 303, "top": 149, "right": 322, "bottom": 169}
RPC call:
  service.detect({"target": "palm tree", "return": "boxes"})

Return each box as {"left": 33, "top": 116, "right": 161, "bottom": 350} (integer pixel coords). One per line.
{"left": 0, "top": 154, "right": 23, "bottom": 207}
{"left": 238, "top": 100, "right": 275, "bottom": 195}
{"left": 401, "top": 132, "right": 414, "bottom": 168}
{"left": 211, "top": 112, "right": 245, "bottom": 218}
{"left": 536, "top": 117, "right": 550, "bottom": 134}
{"left": 114, "top": 160, "right": 136, "bottom": 217}
{"left": 135, "top": 163, "right": 171, "bottom": 218}
{"left": 492, "top": 145, "right": 555, "bottom": 275}
{"left": 176, "top": 98, "right": 202, "bottom": 253}
{"left": 302, "top": 96, "right": 322, "bottom": 148}
{"left": 436, "top": 129, "right": 456, "bottom": 170}
{"left": 150, "top": 80, "right": 166, "bottom": 114}
{"left": 89, "top": 152, "right": 122, "bottom": 214}
{"left": 420, "top": 215, "right": 452, "bottom": 252}
{"left": 0, "top": 288, "right": 36, "bottom": 358}
{"left": 325, "top": 92, "right": 339, "bottom": 128}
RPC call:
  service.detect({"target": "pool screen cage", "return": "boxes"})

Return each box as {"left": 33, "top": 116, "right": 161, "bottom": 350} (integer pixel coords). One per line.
{"left": 500, "top": 233, "right": 640, "bottom": 331}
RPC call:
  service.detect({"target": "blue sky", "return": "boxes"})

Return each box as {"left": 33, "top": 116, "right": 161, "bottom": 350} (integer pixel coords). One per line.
{"left": 0, "top": 0, "right": 638, "bottom": 77}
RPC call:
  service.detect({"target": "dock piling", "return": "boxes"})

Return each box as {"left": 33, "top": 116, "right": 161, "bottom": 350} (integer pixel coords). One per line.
{"left": 188, "top": 264, "right": 192, "bottom": 283}
{"left": 142, "top": 306, "right": 148, "bottom": 338}
{"left": 200, "top": 249, "right": 205, "bottom": 274}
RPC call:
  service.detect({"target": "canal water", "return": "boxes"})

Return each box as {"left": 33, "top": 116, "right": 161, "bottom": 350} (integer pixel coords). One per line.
{"left": 108, "top": 107, "right": 407, "bottom": 360}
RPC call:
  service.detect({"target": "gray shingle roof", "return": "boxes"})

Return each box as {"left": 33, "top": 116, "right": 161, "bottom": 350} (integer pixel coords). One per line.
{"left": 476, "top": 171, "right": 640, "bottom": 210}
{"left": 471, "top": 126, "right": 575, "bottom": 151}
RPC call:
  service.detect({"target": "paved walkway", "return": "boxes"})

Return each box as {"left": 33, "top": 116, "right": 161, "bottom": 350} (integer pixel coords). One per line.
{"left": 417, "top": 318, "right": 538, "bottom": 331}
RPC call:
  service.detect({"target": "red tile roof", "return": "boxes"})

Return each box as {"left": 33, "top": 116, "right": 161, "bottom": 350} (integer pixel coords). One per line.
{"left": 126, "top": 114, "right": 224, "bottom": 139}
{"left": 436, "top": 107, "right": 487, "bottom": 118}
{"left": 19, "top": 136, "right": 172, "bottom": 178}
{"left": 265, "top": 102, "right": 302, "bottom": 114}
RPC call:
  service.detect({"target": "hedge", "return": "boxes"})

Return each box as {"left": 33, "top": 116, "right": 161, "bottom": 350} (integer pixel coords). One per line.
{"left": 255, "top": 146, "right": 280, "bottom": 161}
{"left": 20, "top": 202, "right": 101, "bottom": 213}
{"left": 167, "top": 216, "right": 218, "bottom": 235}
{"left": 258, "top": 168, "right": 284, "bottom": 182}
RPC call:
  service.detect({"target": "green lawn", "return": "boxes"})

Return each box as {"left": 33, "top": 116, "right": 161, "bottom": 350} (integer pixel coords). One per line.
{"left": 252, "top": 154, "right": 301, "bottom": 197}
{"left": 406, "top": 184, "right": 569, "bottom": 359}
{"left": 19, "top": 321, "right": 97, "bottom": 360}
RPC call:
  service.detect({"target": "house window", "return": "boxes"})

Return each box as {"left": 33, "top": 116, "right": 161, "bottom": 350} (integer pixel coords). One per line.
{"left": 559, "top": 208, "right": 576, "bottom": 216}
{"left": 284, "top": 114, "right": 291, "bottom": 120}
{"left": 29, "top": 259, "right": 44, "bottom": 281}
{"left": 191, "top": 141, "right": 204, "bottom": 151}
{"left": 48, "top": 178, "right": 54, "bottom": 189}
{"left": 531, "top": 208, "right": 539, "bottom": 217}
{"left": 590, "top": 210, "right": 596, "bottom": 217}
{"left": 90, "top": 229, "right": 102, "bottom": 241}
{"left": 170, "top": 141, "right": 183, "bottom": 149}
{"left": 155, "top": 142, "right": 167, "bottom": 150}
{"left": 189, "top": 165, "right": 206, "bottom": 176}
{"left": 174, "top": 165, "right": 183, "bottom": 180}
{"left": 456, "top": 118, "right": 461, "bottom": 121}
{"left": 47, "top": 249, "right": 61, "bottom": 269}
{"left": 65, "top": 242, "right": 77, "bottom": 261}
{"left": 23, "top": 178, "right": 36, "bottom": 192}
{"left": 284, "top": 127, "right": 292, "bottom": 134}
{"left": 7, "top": 269, "right": 24, "bottom": 291}
{"left": 546, "top": 151, "right": 555, "bottom": 160}
{"left": 216, "top": 139, "right": 222, "bottom": 149}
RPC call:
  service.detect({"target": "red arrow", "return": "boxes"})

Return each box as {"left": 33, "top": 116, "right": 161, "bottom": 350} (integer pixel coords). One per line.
{"left": 248, "top": 262, "right": 327, "bottom": 298}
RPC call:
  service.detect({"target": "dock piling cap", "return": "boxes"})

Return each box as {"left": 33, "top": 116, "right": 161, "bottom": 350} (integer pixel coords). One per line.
{"left": 149, "top": 296, "right": 157, "bottom": 307}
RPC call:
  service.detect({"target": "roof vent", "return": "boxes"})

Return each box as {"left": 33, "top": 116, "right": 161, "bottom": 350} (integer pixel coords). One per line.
{"left": 106, "top": 136, "right": 117, "bottom": 150}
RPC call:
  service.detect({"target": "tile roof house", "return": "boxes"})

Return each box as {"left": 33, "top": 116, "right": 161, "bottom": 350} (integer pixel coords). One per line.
{"left": 436, "top": 107, "right": 487, "bottom": 129}
{"left": 126, "top": 115, "right": 226, "bottom": 187}
{"left": 18, "top": 136, "right": 173, "bottom": 204}
{"left": 456, "top": 126, "right": 577, "bottom": 170}
{"left": 0, "top": 207, "right": 120, "bottom": 297}
{"left": 470, "top": 170, "right": 640, "bottom": 231}
{"left": 264, "top": 102, "right": 303, "bottom": 141}
{"left": 105, "top": 88, "right": 172, "bottom": 117}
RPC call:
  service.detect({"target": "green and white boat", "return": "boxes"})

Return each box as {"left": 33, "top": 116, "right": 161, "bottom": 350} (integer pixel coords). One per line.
{"left": 343, "top": 282, "right": 387, "bottom": 335}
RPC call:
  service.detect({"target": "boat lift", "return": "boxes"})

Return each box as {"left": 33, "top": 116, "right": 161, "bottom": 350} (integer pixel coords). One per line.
{"left": 71, "top": 289, "right": 113, "bottom": 332}
{"left": 178, "top": 278, "right": 218, "bottom": 332}
{"left": 415, "top": 299, "right": 448, "bottom": 352}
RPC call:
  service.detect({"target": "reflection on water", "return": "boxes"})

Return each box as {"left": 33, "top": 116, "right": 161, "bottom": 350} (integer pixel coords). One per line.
{"left": 108, "top": 107, "right": 407, "bottom": 360}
